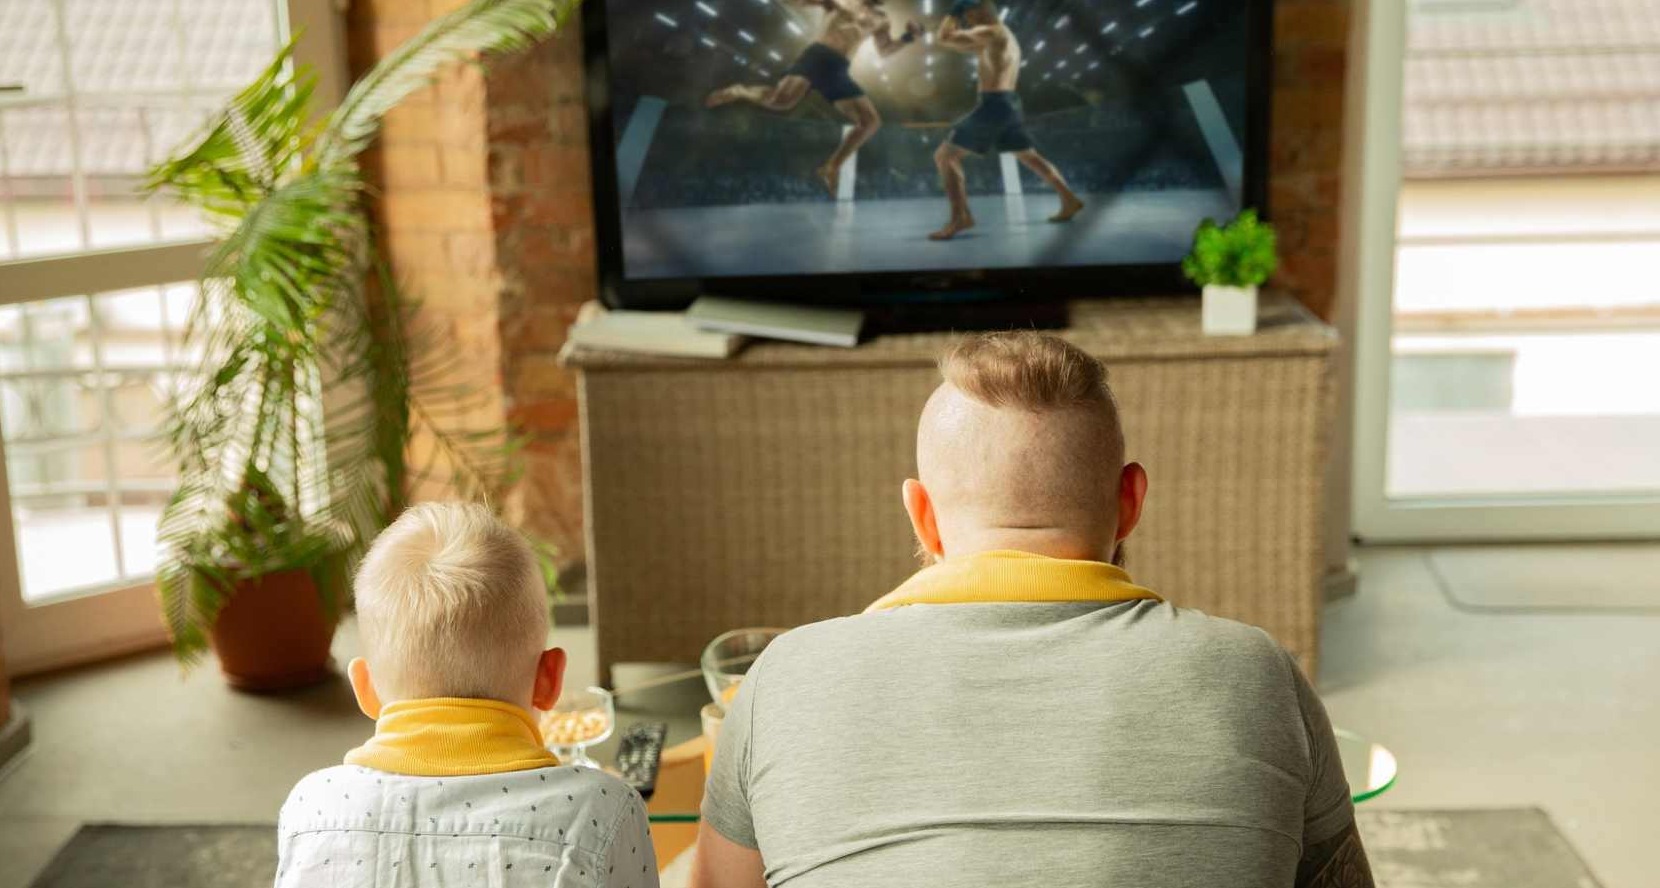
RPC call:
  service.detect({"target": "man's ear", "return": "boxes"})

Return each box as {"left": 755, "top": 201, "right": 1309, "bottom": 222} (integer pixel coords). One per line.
{"left": 348, "top": 657, "right": 382, "bottom": 720}
{"left": 531, "top": 647, "right": 568, "bottom": 711}
{"left": 1115, "top": 461, "right": 1149, "bottom": 543}
{"left": 903, "top": 478, "right": 944, "bottom": 559}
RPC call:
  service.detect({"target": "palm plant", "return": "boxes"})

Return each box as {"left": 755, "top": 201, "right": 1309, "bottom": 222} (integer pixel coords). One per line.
{"left": 146, "top": 0, "right": 578, "bottom": 666}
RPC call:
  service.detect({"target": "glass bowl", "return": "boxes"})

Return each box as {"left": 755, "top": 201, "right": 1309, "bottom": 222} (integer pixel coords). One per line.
{"left": 701, "top": 628, "right": 786, "bottom": 713}
{"left": 541, "top": 685, "right": 614, "bottom": 768}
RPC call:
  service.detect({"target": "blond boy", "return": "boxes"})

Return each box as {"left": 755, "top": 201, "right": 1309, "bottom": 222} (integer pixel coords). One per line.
{"left": 277, "top": 503, "right": 657, "bottom": 888}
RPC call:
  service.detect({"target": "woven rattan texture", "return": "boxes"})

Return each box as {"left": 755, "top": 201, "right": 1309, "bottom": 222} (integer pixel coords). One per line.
{"left": 575, "top": 299, "right": 1337, "bottom": 680}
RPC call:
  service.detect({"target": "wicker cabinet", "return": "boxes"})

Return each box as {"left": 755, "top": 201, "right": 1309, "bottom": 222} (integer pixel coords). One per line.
{"left": 566, "top": 296, "right": 1338, "bottom": 680}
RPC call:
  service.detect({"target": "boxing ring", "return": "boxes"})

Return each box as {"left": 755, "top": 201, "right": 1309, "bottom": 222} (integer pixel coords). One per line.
{"left": 620, "top": 190, "right": 1234, "bottom": 277}
{"left": 612, "top": 80, "right": 1242, "bottom": 279}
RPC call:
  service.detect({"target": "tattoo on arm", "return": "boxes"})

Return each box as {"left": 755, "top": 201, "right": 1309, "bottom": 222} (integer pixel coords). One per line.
{"left": 1295, "top": 821, "right": 1377, "bottom": 888}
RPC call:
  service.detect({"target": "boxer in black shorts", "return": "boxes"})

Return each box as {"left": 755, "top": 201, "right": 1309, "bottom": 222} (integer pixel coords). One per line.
{"left": 948, "top": 91, "right": 1036, "bottom": 155}
{"left": 706, "top": 0, "right": 922, "bottom": 196}
{"left": 930, "top": 0, "right": 1085, "bottom": 240}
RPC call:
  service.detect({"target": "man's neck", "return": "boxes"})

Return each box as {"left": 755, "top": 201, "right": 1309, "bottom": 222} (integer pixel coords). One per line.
{"left": 942, "top": 531, "right": 1110, "bottom": 563}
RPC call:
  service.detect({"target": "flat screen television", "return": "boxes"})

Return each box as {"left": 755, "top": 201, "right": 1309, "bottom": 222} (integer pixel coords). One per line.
{"left": 582, "top": 0, "right": 1273, "bottom": 309}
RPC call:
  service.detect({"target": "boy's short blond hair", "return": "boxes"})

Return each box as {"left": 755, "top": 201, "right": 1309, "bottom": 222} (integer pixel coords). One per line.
{"left": 354, "top": 502, "right": 547, "bottom": 702}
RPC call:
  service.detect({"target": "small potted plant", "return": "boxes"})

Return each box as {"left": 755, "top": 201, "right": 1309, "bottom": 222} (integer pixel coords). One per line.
{"left": 1181, "top": 209, "right": 1279, "bottom": 336}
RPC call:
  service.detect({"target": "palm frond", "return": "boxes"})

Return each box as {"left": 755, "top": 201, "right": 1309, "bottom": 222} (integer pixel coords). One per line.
{"left": 205, "top": 169, "right": 365, "bottom": 332}
{"left": 316, "top": 0, "right": 575, "bottom": 166}
{"left": 145, "top": 41, "right": 318, "bottom": 222}
{"left": 148, "top": 0, "right": 570, "bottom": 667}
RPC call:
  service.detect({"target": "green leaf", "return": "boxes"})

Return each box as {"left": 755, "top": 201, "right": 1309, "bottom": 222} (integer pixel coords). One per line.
{"left": 316, "top": 0, "right": 576, "bottom": 166}
{"left": 1180, "top": 209, "right": 1279, "bottom": 287}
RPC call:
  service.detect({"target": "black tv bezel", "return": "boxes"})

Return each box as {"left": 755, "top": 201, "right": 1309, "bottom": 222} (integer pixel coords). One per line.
{"left": 579, "top": 0, "right": 1275, "bottom": 310}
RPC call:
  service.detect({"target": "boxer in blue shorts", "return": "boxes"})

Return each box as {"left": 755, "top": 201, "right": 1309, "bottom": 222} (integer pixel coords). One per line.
{"left": 930, "top": 0, "right": 1085, "bottom": 240}
{"left": 707, "top": 0, "right": 922, "bottom": 196}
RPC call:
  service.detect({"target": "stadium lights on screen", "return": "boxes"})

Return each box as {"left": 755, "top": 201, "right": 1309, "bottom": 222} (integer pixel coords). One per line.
{"left": 592, "top": 0, "right": 1258, "bottom": 286}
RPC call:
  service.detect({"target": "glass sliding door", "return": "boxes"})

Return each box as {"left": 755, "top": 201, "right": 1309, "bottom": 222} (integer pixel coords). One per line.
{"left": 1352, "top": 0, "right": 1660, "bottom": 542}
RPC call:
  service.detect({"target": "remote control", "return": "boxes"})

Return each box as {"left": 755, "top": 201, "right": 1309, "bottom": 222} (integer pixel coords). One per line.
{"left": 615, "top": 721, "right": 669, "bottom": 801}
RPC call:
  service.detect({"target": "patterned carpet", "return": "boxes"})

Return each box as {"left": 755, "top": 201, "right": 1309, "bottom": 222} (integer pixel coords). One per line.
{"left": 28, "top": 809, "right": 1603, "bottom": 887}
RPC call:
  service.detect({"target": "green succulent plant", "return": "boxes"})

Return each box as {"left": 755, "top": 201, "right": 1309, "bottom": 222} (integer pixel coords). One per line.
{"left": 1181, "top": 208, "right": 1279, "bottom": 289}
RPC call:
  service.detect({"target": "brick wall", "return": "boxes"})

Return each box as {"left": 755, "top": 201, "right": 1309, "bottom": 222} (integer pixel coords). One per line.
{"left": 485, "top": 28, "right": 595, "bottom": 563}
{"left": 347, "top": 0, "right": 523, "bottom": 537}
{"left": 349, "top": 0, "right": 1354, "bottom": 565}
{"left": 1270, "top": 0, "right": 1352, "bottom": 320}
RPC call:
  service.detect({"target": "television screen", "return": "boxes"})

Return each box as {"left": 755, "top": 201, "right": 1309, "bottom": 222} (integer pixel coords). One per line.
{"left": 586, "top": 0, "right": 1268, "bottom": 302}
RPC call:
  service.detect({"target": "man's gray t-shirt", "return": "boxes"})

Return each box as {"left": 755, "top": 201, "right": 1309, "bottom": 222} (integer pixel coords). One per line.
{"left": 703, "top": 600, "right": 1353, "bottom": 887}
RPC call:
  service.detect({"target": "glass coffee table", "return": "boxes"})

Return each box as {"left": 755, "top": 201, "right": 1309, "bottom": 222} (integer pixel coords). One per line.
{"left": 596, "top": 700, "right": 1398, "bottom": 833}
{"left": 1335, "top": 728, "right": 1399, "bottom": 803}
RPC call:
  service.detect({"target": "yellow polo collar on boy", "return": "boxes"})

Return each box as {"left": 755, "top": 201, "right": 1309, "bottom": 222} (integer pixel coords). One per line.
{"left": 865, "top": 549, "right": 1163, "bottom": 612}
{"left": 346, "top": 697, "right": 559, "bottom": 776}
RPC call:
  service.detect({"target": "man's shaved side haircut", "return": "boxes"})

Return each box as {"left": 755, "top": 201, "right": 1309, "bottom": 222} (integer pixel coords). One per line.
{"left": 938, "top": 331, "right": 1125, "bottom": 464}
{"left": 940, "top": 331, "right": 1110, "bottom": 409}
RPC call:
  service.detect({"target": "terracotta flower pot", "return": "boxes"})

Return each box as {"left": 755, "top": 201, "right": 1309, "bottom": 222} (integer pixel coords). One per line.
{"left": 209, "top": 567, "right": 338, "bottom": 692}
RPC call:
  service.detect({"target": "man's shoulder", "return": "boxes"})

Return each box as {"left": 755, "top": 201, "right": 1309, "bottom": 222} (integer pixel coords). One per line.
{"left": 764, "top": 601, "right": 1293, "bottom": 673}
{"left": 763, "top": 610, "right": 891, "bottom": 656}
{"left": 1145, "top": 601, "right": 1296, "bottom": 663}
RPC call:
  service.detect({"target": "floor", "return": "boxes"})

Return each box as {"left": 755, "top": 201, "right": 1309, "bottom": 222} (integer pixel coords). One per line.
{"left": 621, "top": 189, "right": 1235, "bottom": 278}
{"left": 3, "top": 546, "right": 1657, "bottom": 888}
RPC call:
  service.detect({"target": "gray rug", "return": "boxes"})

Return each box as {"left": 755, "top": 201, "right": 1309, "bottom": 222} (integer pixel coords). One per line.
{"left": 30, "top": 810, "right": 1602, "bottom": 887}
{"left": 1429, "top": 544, "right": 1660, "bottom": 612}
{"left": 27, "top": 824, "right": 275, "bottom": 888}
{"left": 1357, "top": 808, "right": 1604, "bottom": 888}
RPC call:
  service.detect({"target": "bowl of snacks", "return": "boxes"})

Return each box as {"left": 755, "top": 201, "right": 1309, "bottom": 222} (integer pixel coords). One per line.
{"left": 542, "top": 686, "right": 614, "bottom": 768}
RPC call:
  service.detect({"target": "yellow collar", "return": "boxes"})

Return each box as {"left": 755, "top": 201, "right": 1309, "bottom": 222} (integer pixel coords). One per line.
{"left": 866, "top": 549, "right": 1163, "bottom": 612}
{"left": 344, "top": 697, "right": 560, "bottom": 777}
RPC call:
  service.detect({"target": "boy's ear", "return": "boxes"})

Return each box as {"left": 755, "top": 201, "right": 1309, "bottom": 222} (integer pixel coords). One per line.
{"left": 903, "top": 479, "right": 944, "bottom": 559}
{"left": 348, "top": 657, "right": 382, "bottom": 720}
{"left": 531, "top": 647, "right": 568, "bottom": 711}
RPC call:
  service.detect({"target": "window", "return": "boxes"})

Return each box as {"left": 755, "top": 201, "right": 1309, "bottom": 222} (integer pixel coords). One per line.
{"left": 0, "top": 0, "right": 284, "bottom": 602}
{"left": 0, "top": 0, "right": 281, "bottom": 260}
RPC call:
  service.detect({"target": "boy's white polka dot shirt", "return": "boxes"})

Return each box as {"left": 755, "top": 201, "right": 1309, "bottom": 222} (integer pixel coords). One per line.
{"left": 277, "top": 764, "right": 658, "bottom": 887}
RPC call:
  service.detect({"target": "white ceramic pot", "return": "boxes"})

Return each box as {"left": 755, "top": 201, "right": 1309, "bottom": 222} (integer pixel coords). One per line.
{"left": 1202, "top": 283, "right": 1259, "bottom": 336}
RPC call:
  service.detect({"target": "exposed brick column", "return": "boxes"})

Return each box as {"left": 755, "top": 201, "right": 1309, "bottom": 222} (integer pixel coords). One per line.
{"left": 485, "top": 25, "right": 595, "bottom": 564}
{"left": 1269, "top": 0, "right": 1352, "bottom": 321}
{"left": 347, "top": 0, "right": 523, "bottom": 534}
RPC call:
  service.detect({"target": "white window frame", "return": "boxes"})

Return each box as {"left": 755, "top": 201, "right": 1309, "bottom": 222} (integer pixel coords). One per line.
{"left": 0, "top": 0, "right": 350, "bottom": 676}
{"left": 1347, "top": 1, "right": 1660, "bottom": 543}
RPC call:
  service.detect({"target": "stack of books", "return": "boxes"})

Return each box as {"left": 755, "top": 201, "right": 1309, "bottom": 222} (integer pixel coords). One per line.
{"left": 564, "top": 297, "right": 864, "bottom": 359}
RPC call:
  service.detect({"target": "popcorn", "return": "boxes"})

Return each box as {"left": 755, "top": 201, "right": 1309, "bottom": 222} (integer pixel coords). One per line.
{"left": 542, "top": 708, "right": 611, "bottom": 746}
